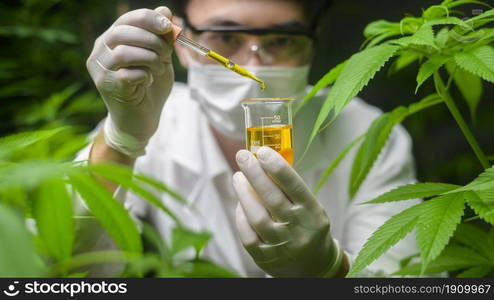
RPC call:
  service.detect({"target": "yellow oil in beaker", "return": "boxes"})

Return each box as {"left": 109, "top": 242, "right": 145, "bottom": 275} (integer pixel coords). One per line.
{"left": 206, "top": 50, "right": 266, "bottom": 90}
{"left": 246, "top": 125, "right": 293, "bottom": 165}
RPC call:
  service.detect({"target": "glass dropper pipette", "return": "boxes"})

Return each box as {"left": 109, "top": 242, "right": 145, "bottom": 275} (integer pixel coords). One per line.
{"left": 171, "top": 24, "right": 266, "bottom": 90}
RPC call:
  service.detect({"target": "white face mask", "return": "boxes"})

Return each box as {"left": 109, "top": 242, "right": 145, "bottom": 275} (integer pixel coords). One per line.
{"left": 187, "top": 59, "right": 310, "bottom": 140}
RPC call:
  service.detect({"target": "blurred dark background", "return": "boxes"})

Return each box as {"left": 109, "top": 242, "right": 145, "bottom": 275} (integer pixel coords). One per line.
{"left": 1, "top": 0, "right": 493, "bottom": 186}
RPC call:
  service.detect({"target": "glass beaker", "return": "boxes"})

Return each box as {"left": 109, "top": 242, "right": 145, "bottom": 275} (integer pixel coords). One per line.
{"left": 241, "top": 98, "right": 294, "bottom": 165}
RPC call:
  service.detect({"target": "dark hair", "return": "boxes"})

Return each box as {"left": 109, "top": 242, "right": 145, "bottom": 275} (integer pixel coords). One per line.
{"left": 170, "top": 0, "right": 333, "bottom": 31}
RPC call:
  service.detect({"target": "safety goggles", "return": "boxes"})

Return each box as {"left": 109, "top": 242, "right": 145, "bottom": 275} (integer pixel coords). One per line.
{"left": 183, "top": 18, "right": 314, "bottom": 65}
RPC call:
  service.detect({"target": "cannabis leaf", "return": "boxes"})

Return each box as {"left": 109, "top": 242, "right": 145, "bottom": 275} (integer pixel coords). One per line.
{"left": 347, "top": 202, "right": 424, "bottom": 277}
{"left": 464, "top": 190, "right": 494, "bottom": 226}
{"left": 349, "top": 107, "right": 408, "bottom": 198}
{"left": 446, "top": 166, "right": 494, "bottom": 194}
{"left": 446, "top": 61, "right": 483, "bottom": 120}
{"left": 453, "top": 223, "right": 493, "bottom": 261}
{"left": 314, "top": 135, "right": 364, "bottom": 194}
{"left": 295, "top": 61, "right": 346, "bottom": 114}
{"left": 454, "top": 45, "right": 494, "bottom": 83}
{"left": 394, "top": 245, "right": 491, "bottom": 276}
{"left": 416, "top": 193, "right": 465, "bottom": 273}
{"left": 33, "top": 178, "right": 74, "bottom": 263}
{"left": 365, "top": 182, "right": 460, "bottom": 204}
{"left": 68, "top": 171, "right": 143, "bottom": 255}
{"left": 416, "top": 55, "right": 451, "bottom": 93}
{"left": 88, "top": 163, "right": 183, "bottom": 225}
{"left": 303, "top": 44, "right": 399, "bottom": 158}
{"left": 0, "top": 205, "right": 48, "bottom": 276}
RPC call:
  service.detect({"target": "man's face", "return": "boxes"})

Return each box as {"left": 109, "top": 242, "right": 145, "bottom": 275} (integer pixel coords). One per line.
{"left": 175, "top": 0, "right": 313, "bottom": 67}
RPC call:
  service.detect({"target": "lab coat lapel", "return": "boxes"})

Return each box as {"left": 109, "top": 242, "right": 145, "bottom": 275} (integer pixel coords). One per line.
{"left": 166, "top": 97, "right": 248, "bottom": 274}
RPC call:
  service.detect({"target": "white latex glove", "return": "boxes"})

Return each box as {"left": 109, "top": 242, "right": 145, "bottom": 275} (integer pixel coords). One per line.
{"left": 233, "top": 146, "right": 345, "bottom": 277}
{"left": 86, "top": 7, "right": 175, "bottom": 157}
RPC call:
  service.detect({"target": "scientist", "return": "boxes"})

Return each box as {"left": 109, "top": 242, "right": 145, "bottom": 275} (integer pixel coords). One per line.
{"left": 82, "top": 0, "right": 419, "bottom": 277}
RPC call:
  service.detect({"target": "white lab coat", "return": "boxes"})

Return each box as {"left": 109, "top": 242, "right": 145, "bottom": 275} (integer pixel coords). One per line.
{"left": 75, "top": 82, "right": 419, "bottom": 277}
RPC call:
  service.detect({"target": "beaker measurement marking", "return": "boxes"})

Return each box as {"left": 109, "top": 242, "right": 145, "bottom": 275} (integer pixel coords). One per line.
{"left": 260, "top": 116, "right": 283, "bottom": 145}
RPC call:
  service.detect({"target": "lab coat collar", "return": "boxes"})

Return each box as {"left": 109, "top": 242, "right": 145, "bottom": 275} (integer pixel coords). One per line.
{"left": 169, "top": 93, "right": 231, "bottom": 185}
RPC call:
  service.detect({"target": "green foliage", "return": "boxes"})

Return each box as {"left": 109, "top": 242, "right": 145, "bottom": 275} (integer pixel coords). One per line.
{"left": 68, "top": 170, "right": 143, "bottom": 256}
{"left": 0, "top": 205, "right": 47, "bottom": 276}
{"left": 464, "top": 191, "right": 494, "bottom": 225}
{"left": 0, "top": 125, "right": 237, "bottom": 277}
{"left": 394, "top": 245, "right": 492, "bottom": 276}
{"left": 171, "top": 227, "right": 212, "bottom": 258}
{"left": 416, "top": 55, "right": 450, "bottom": 93}
{"left": 302, "top": 43, "right": 399, "bottom": 158}
{"left": 454, "top": 45, "right": 494, "bottom": 83}
{"left": 349, "top": 107, "right": 408, "bottom": 197}
{"left": 33, "top": 178, "right": 74, "bottom": 264}
{"left": 416, "top": 193, "right": 465, "bottom": 272}
{"left": 364, "top": 182, "right": 460, "bottom": 204}
{"left": 347, "top": 202, "right": 424, "bottom": 277}
{"left": 445, "top": 61, "right": 483, "bottom": 120}
{"left": 300, "top": 0, "right": 494, "bottom": 277}
{"left": 314, "top": 134, "right": 364, "bottom": 194}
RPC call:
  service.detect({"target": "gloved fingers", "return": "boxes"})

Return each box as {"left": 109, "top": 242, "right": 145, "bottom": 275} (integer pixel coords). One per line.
{"left": 233, "top": 172, "right": 290, "bottom": 244}
{"left": 102, "top": 68, "right": 152, "bottom": 105}
{"left": 113, "top": 8, "right": 172, "bottom": 35}
{"left": 257, "top": 146, "right": 322, "bottom": 213}
{"left": 98, "top": 44, "right": 166, "bottom": 75}
{"left": 236, "top": 204, "right": 290, "bottom": 263}
{"left": 154, "top": 6, "right": 173, "bottom": 19}
{"left": 105, "top": 25, "right": 172, "bottom": 61}
{"left": 235, "top": 150, "right": 293, "bottom": 222}
{"left": 235, "top": 203, "right": 261, "bottom": 248}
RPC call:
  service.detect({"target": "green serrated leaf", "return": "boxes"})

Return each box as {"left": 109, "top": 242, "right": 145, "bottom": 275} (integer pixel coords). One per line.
{"left": 33, "top": 178, "right": 74, "bottom": 263}
{"left": 427, "top": 17, "right": 473, "bottom": 29}
{"left": 453, "top": 223, "right": 493, "bottom": 261}
{"left": 444, "top": 0, "right": 491, "bottom": 9}
{"left": 417, "top": 193, "right": 466, "bottom": 273}
{"left": 171, "top": 226, "right": 211, "bottom": 258}
{"left": 0, "top": 161, "right": 72, "bottom": 192}
{"left": 0, "top": 205, "right": 47, "bottom": 276}
{"left": 295, "top": 61, "right": 347, "bottom": 115}
{"left": 394, "top": 245, "right": 490, "bottom": 276}
{"left": 389, "top": 50, "right": 422, "bottom": 74}
{"left": 435, "top": 27, "right": 450, "bottom": 48}
{"left": 175, "top": 259, "right": 239, "bottom": 278}
{"left": 347, "top": 202, "right": 424, "bottom": 277}
{"left": 68, "top": 171, "right": 142, "bottom": 255}
{"left": 457, "top": 265, "right": 493, "bottom": 278}
{"left": 314, "top": 134, "right": 364, "bottom": 194}
{"left": 365, "top": 182, "right": 460, "bottom": 204}
{"left": 349, "top": 107, "right": 409, "bottom": 198}
{"left": 302, "top": 44, "right": 399, "bottom": 159}
{"left": 446, "top": 166, "right": 494, "bottom": 194}
{"left": 423, "top": 5, "right": 450, "bottom": 20}
{"left": 464, "top": 190, "right": 494, "bottom": 225}
{"left": 416, "top": 55, "right": 451, "bottom": 93}
{"left": 0, "top": 127, "right": 68, "bottom": 160}
{"left": 87, "top": 164, "right": 183, "bottom": 225}
{"left": 446, "top": 61, "right": 483, "bottom": 120}
{"left": 454, "top": 45, "right": 494, "bottom": 83}
{"left": 364, "top": 20, "right": 401, "bottom": 38}
{"left": 395, "top": 23, "right": 437, "bottom": 48}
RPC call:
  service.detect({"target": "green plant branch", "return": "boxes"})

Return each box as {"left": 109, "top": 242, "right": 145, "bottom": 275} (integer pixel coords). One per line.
{"left": 433, "top": 71, "right": 490, "bottom": 169}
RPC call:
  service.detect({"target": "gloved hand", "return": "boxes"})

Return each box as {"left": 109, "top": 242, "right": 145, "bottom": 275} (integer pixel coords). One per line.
{"left": 86, "top": 7, "right": 176, "bottom": 157}
{"left": 233, "top": 146, "right": 345, "bottom": 277}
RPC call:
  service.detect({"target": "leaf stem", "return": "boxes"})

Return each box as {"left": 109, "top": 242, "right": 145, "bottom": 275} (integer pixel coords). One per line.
{"left": 433, "top": 72, "right": 490, "bottom": 169}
